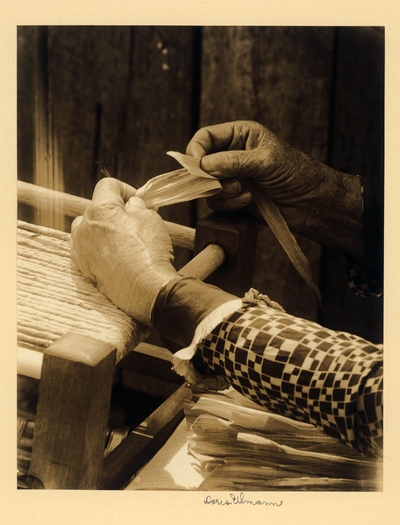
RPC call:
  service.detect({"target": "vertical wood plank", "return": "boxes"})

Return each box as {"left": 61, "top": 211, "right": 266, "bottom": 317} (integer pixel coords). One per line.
{"left": 194, "top": 212, "right": 258, "bottom": 297}
{"left": 17, "top": 26, "right": 36, "bottom": 224}
{"left": 18, "top": 26, "right": 65, "bottom": 229}
{"left": 46, "top": 26, "right": 132, "bottom": 200}
{"left": 17, "top": 27, "right": 36, "bottom": 185}
{"left": 199, "top": 27, "right": 335, "bottom": 320}
{"left": 322, "top": 27, "right": 384, "bottom": 343}
{"left": 18, "top": 26, "right": 199, "bottom": 267}
{"left": 29, "top": 332, "right": 116, "bottom": 489}
{"left": 119, "top": 26, "right": 200, "bottom": 269}
{"left": 43, "top": 26, "right": 198, "bottom": 206}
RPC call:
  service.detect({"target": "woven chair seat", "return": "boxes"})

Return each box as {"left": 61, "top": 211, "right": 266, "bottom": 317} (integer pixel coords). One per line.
{"left": 17, "top": 220, "right": 143, "bottom": 363}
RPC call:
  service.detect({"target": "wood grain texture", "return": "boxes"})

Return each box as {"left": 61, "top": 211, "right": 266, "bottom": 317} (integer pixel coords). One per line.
{"left": 100, "top": 383, "right": 192, "bottom": 489}
{"left": 46, "top": 26, "right": 132, "bottom": 199}
{"left": 194, "top": 212, "right": 258, "bottom": 297}
{"left": 200, "top": 27, "right": 334, "bottom": 160}
{"left": 29, "top": 333, "right": 116, "bottom": 489}
{"left": 321, "top": 27, "right": 384, "bottom": 343}
{"left": 17, "top": 26, "right": 198, "bottom": 268}
{"left": 198, "top": 27, "right": 335, "bottom": 320}
{"left": 17, "top": 27, "right": 36, "bottom": 186}
{"left": 178, "top": 243, "right": 225, "bottom": 281}
{"left": 17, "top": 180, "right": 196, "bottom": 249}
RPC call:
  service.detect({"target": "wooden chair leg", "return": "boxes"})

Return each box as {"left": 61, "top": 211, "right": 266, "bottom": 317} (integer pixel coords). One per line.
{"left": 28, "top": 332, "right": 116, "bottom": 489}
{"left": 194, "top": 211, "right": 258, "bottom": 297}
{"left": 100, "top": 383, "right": 192, "bottom": 490}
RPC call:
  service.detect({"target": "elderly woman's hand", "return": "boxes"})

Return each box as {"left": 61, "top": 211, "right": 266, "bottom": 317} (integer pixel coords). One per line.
{"left": 187, "top": 120, "right": 364, "bottom": 258}
{"left": 186, "top": 120, "right": 330, "bottom": 231}
{"left": 70, "top": 178, "right": 178, "bottom": 327}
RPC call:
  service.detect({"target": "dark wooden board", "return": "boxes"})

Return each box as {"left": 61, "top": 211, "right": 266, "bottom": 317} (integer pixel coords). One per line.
{"left": 198, "top": 27, "right": 336, "bottom": 321}
{"left": 100, "top": 383, "right": 192, "bottom": 489}
{"left": 17, "top": 27, "right": 36, "bottom": 186}
{"left": 29, "top": 333, "right": 116, "bottom": 489}
{"left": 17, "top": 26, "right": 198, "bottom": 268}
{"left": 322, "top": 27, "right": 384, "bottom": 343}
{"left": 194, "top": 211, "right": 258, "bottom": 297}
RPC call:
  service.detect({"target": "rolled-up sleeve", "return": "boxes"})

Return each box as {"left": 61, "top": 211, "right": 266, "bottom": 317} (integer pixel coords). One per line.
{"left": 152, "top": 279, "right": 383, "bottom": 458}
{"left": 193, "top": 303, "right": 383, "bottom": 458}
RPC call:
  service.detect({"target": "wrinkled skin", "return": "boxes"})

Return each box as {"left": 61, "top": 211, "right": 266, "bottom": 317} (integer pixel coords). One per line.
{"left": 70, "top": 178, "right": 178, "bottom": 327}
{"left": 187, "top": 120, "right": 363, "bottom": 258}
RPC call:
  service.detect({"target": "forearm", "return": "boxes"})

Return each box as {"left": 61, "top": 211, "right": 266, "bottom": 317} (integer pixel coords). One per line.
{"left": 151, "top": 278, "right": 383, "bottom": 458}
{"left": 305, "top": 163, "right": 383, "bottom": 285}
{"left": 301, "top": 163, "right": 365, "bottom": 261}
{"left": 194, "top": 302, "right": 383, "bottom": 458}
{"left": 151, "top": 276, "right": 239, "bottom": 352}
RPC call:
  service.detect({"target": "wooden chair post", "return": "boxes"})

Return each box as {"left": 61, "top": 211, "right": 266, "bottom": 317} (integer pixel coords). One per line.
{"left": 28, "top": 332, "right": 116, "bottom": 489}
{"left": 193, "top": 211, "right": 258, "bottom": 297}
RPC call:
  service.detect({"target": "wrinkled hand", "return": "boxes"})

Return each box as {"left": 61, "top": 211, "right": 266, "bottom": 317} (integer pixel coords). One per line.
{"left": 70, "top": 178, "right": 178, "bottom": 327}
{"left": 186, "top": 120, "right": 331, "bottom": 234}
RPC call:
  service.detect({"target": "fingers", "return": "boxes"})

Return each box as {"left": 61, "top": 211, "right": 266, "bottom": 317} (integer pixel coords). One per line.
{"left": 200, "top": 150, "right": 246, "bottom": 178}
{"left": 70, "top": 179, "right": 138, "bottom": 270}
{"left": 207, "top": 193, "right": 252, "bottom": 213}
{"left": 186, "top": 120, "right": 267, "bottom": 159}
{"left": 70, "top": 215, "right": 89, "bottom": 275}
{"left": 92, "top": 178, "right": 137, "bottom": 208}
{"left": 186, "top": 122, "right": 238, "bottom": 158}
{"left": 70, "top": 179, "right": 136, "bottom": 237}
{"left": 207, "top": 179, "right": 252, "bottom": 212}
{"left": 212, "top": 179, "right": 242, "bottom": 198}
{"left": 71, "top": 215, "right": 83, "bottom": 236}
{"left": 125, "top": 196, "right": 147, "bottom": 214}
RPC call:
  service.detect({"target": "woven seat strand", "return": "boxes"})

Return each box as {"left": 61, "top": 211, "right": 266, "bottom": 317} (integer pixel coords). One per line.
{"left": 17, "top": 221, "right": 146, "bottom": 363}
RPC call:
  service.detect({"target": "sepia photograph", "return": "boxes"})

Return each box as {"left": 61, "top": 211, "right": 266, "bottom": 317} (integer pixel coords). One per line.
{"left": 15, "top": 25, "right": 384, "bottom": 494}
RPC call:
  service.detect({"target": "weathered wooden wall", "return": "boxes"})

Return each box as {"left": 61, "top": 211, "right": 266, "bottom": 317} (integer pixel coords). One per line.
{"left": 198, "top": 26, "right": 384, "bottom": 342}
{"left": 322, "top": 27, "right": 384, "bottom": 343}
{"left": 198, "top": 27, "right": 334, "bottom": 323}
{"left": 17, "top": 26, "right": 383, "bottom": 342}
{"left": 17, "top": 26, "right": 200, "bottom": 268}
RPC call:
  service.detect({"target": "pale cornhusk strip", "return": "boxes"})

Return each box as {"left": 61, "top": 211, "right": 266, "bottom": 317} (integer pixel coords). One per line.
{"left": 17, "top": 320, "right": 62, "bottom": 340}
{"left": 134, "top": 151, "right": 222, "bottom": 210}
{"left": 17, "top": 333, "right": 55, "bottom": 347}
{"left": 17, "top": 286, "right": 136, "bottom": 340}
{"left": 158, "top": 153, "right": 323, "bottom": 306}
{"left": 17, "top": 222, "right": 144, "bottom": 362}
{"left": 18, "top": 235, "right": 68, "bottom": 254}
{"left": 248, "top": 181, "right": 323, "bottom": 306}
{"left": 18, "top": 220, "right": 71, "bottom": 241}
{"left": 17, "top": 299, "right": 136, "bottom": 340}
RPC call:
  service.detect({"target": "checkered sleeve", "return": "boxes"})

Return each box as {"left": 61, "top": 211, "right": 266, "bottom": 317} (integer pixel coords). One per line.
{"left": 345, "top": 255, "right": 383, "bottom": 298}
{"left": 193, "top": 302, "right": 383, "bottom": 458}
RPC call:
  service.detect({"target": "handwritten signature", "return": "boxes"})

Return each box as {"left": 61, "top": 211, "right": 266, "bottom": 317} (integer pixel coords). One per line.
{"left": 204, "top": 492, "right": 283, "bottom": 508}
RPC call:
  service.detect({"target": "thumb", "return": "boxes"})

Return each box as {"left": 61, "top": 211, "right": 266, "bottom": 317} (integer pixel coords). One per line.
{"left": 70, "top": 215, "right": 88, "bottom": 272}
{"left": 71, "top": 214, "right": 83, "bottom": 236}
{"left": 200, "top": 150, "right": 247, "bottom": 179}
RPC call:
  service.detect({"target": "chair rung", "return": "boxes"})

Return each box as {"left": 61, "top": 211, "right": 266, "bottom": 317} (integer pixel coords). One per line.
{"left": 179, "top": 244, "right": 225, "bottom": 280}
{"left": 17, "top": 181, "right": 196, "bottom": 249}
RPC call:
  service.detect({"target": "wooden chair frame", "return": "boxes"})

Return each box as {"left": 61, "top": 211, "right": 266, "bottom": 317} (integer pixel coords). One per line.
{"left": 17, "top": 181, "right": 258, "bottom": 489}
